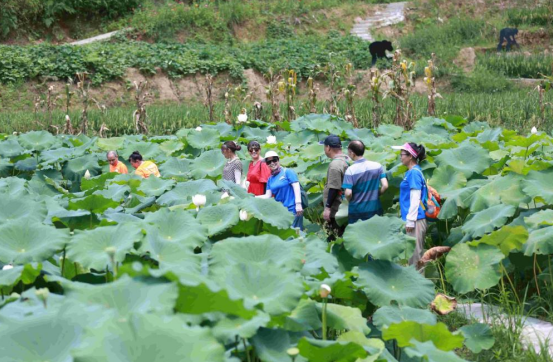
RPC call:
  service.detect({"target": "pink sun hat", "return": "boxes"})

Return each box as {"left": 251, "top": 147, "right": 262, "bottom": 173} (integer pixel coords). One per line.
{"left": 391, "top": 143, "right": 418, "bottom": 158}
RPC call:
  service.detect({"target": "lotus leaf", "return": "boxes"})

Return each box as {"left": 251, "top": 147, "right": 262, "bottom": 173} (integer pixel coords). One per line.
{"left": 373, "top": 306, "right": 437, "bottom": 330}
{"left": 382, "top": 321, "right": 464, "bottom": 351}
{"left": 337, "top": 331, "right": 385, "bottom": 362}
{"left": 0, "top": 220, "right": 69, "bottom": 265}
{"left": 377, "top": 124, "right": 403, "bottom": 138}
{"left": 121, "top": 141, "right": 161, "bottom": 160}
{"left": 459, "top": 323, "right": 495, "bottom": 353}
{"left": 189, "top": 150, "right": 226, "bottom": 178}
{"left": 445, "top": 243, "right": 504, "bottom": 293}
{"left": 250, "top": 328, "right": 295, "bottom": 362}
{"left": 0, "top": 196, "right": 47, "bottom": 223}
{"left": 187, "top": 128, "right": 221, "bottom": 149}
{"left": 214, "top": 263, "right": 303, "bottom": 315}
{"left": 68, "top": 194, "right": 120, "bottom": 214}
{"left": 18, "top": 130, "right": 57, "bottom": 151}
{"left": 404, "top": 340, "right": 469, "bottom": 362}
{"left": 0, "top": 263, "right": 42, "bottom": 294}
{"left": 298, "top": 337, "right": 368, "bottom": 362}
{"left": 156, "top": 179, "right": 218, "bottom": 206}
{"left": 241, "top": 197, "right": 296, "bottom": 230}
{"left": 0, "top": 139, "right": 25, "bottom": 158}
{"left": 66, "top": 223, "right": 143, "bottom": 270}
{"left": 0, "top": 286, "right": 65, "bottom": 320}
{"left": 354, "top": 261, "right": 435, "bottom": 308}
{"left": 523, "top": 226, "right": 553, "bottom": 256}
{"left": 434, "top": 143, "right": 492, "bottom": 177}
{"left": 62, "top": 154, "right": 101, "bottom": 191}
{"left": 468, "top": 225, "right": 527, "bottom": 256}
{"left": 428, "top": 165, "right": 467, "bottom": 194}
{"left": 461, "top": 204, "right": 516, "bottom": 240}
{"left": 137, "top": 176, "right": 176, "bottom": 196}
{"left": 144, "top": 208, "right": 207, "bottom": 249}
{"left": 72, "top": 313, "right": 225, "bottom": 362}
{"left": 213, "top": 313, "right": 271, "bottom": 342}
{"left": 96, "top": 136, "right": 126, "bottom": 151}
{"left": 522, "top": 170, "right": 553, "bottom": 204}
{"left": 158, "top": 157, "right": 191, "bottom": 179}
{"left": 343, "top": 216, "right": 415, "bottom": 261}
{"left": 159, "top": 139, "right": 185, "bottom": 155}
{"left": 524, "top": 210, "right": 553, "bottom": 229}
{"left": 198, "top": 203, "right": 240, "bottom": 236}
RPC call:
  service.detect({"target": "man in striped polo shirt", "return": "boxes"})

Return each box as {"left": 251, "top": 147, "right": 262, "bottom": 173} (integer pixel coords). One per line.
{"left": 342, "top": 140, "right": 389, "bottom": 224}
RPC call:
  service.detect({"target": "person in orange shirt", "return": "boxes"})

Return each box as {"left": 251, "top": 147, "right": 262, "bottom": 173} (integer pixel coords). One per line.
{"left": 128, "top": 151, "right": 161, "bottom": 179}
{"left": 107, "top": 151, "right": 128, "bottom": 174}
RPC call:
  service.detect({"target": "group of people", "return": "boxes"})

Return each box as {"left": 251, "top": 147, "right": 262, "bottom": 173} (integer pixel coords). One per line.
{"left": 106, "top": 136, "right": 429, "bottom": 266}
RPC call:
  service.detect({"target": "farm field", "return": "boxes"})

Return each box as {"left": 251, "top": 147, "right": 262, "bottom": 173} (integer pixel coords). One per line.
{"left": 1, "top": 114, "right": 553, "bottom": 361}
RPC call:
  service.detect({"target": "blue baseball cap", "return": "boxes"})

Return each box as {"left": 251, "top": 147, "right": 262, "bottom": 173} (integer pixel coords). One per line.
{"left": 319, "top": 135, "right": 342, "bottom": 148}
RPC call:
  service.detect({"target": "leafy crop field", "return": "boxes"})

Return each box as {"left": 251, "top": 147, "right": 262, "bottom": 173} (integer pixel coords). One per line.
{"left": 0, "top": 114, "right": 552, "bottom": 360}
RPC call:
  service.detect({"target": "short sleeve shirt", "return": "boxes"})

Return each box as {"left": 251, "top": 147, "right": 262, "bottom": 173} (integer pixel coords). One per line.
{"left": 323, "top": 155, "right": 350, "bottom": 214}
{"left": 267, "top": 168, "right": 299, "bottom": 214}
{"left": 110, "top": 161, "right": 128, "bottom": 174}
{"left": 223, "top": 158, "right": 242, "bottom": 183}
{"left": 135, "top": 161, "right": 161, "bottom": 178}
{"left": 342, "top": 158, "right": 386, "bottom": 218}
{"left": 399, "top": 165, "right": 427, "bottom": 221}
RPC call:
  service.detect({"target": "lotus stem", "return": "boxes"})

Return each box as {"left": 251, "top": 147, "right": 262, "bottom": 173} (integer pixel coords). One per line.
{"left": 322, "top": 297, "right": 328, "bottom": 340}
{"left": 243, "top": 338, "right": 251, "bottom": 362}
{"left": 60, "top": 247, "right": 66, "bottom": 277}
{"left": 534, "top": 253, "right": 541, "bottom": 297}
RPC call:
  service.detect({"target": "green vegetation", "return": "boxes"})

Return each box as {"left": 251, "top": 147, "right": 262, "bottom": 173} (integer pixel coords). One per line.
{"left": 1, "top": 115, "right": 553, "bottom": 360}
{"left": 506, "top": 7, "right": 553, "bottom": 27}
{"left": 477, "top": 53, "right": 553, "bottom": 79}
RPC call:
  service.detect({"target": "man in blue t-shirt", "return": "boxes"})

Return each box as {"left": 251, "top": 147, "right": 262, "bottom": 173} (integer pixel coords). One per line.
{"left": 342, "top": 140, "right": 388, "bottom": 224}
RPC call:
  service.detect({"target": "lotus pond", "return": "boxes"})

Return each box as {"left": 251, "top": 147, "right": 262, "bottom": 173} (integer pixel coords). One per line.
{"left": 0, "top": 114, "right": 553, "bottom": 361}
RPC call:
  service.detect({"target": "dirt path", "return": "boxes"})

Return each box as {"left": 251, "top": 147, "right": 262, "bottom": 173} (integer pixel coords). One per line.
{"left": 350, "top": 2, "right": 406, "bottom": 42}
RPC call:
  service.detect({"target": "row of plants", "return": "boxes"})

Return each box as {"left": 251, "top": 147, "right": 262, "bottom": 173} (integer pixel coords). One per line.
{"left": 506, "top": 7, "right": 553, "bottom": 27}
{"left": 0, "top": 114, "right": 552, "bottom": 360}
{"left": 477, "top": 53, "right": 553, "bottom": 79}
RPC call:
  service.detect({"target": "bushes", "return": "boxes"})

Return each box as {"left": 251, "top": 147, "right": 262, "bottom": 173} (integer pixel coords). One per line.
{"left": 477, "top": 53, "right": 553, "bottom": 79}
{"left": 450, "top": 68, "right": 512, "bottom": 93}
{"left": 0, "top": 0, "right": 142, "bottom": 39}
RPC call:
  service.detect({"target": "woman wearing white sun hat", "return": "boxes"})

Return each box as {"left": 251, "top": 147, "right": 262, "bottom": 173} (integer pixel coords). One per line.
{"left": 256, "top": 150, "right": 304, "bottom": 230}
{"left": 392, "top": 142, "right": 428, "bottom": 268}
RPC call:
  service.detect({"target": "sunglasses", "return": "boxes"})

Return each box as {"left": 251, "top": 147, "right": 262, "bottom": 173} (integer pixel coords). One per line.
{"left": 400, "top": 152, "right": 410, "bottom": 157}
{"left": 265, "top": 157, "right": 279, "bottom": 165}
{"left": 249, "top": 148, "right": 260, "bottom": 153}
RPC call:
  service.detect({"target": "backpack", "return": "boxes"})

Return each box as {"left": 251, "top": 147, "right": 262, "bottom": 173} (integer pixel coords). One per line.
{"left": 283, "top": 168, "right": 308, "bottom": 209}
{"left": 413, "top": 168, "right": 442, "bottom": 221}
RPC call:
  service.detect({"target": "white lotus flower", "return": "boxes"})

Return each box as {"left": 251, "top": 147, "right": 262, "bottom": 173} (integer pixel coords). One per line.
{"left": 2, "top": 264, "right": 13, "bottom": 271}
{"left": 65, "top": 114, "right": 70, "bottom": 122}
{"left": 195, "top": 126, "right": 202, "bottom": 132}
{"left": 320, "top": 284, "right": 331, "bottom": 298}
{"left": 221, "top": 192, "right": 230, "bottom": 199}
{"left": 84, "top": 169, "right": 91, "bottom": 180}
{"left": 531, "top": 126, "right": 538, "bottom": 134}
{"left": 35, "top": 288, "right": 50, "bottom": 300}
{"left": 266, "top": 135, "right": 277, "bottom": 144}
{"left": 237, "top": 113, "right": 248, "bottom": 123}
{"left": 239, "top": 209, "right": 252, "bottom": 221}
{"left": 192, "top": 194, "right": 207, "bottom": 211}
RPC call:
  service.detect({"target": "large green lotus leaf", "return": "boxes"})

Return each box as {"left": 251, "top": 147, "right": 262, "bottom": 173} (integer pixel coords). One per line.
{"left": 284, "top": 130, "right": 318, "bottom": 146}
{"left": 72, "top": 313, "right": 225, "bottom": 362}
{"left": 0, "top": 220, "right": 69, "bottom": 265}
{"left": 0, "top": 195, "right": 47, "bottom": 223}
{"left": 354, "top": 261, "right": 435, "bottom": 308}
{"left": 461, "top": 204, "right": 516, "bottom": 240}
{"left": 0, "top": 286, "right": 65, "bottom": 320}
{"left": 18, "top": 130, "right": 57, "bottom": 151}
{"left": 524, "top": 210, "right": 553, "bottom": 230}
{"left": 15, "top": 157, "right": 37, "bottom": 172}
{"left": 250, "top": 328, "right": 295, "bottom": 362}
{"left": 143, "top": 208, "right": 207, "bottom": 249}
{"left": 0, "top": 139, "right": 25, "bottom": 157}
{"left": 40, "top": 147, "right": 79, "bottom": 164}
{"left": 123, "top": 193, "right": 156, "bottom": 214}
{"left": 372, "top": 306, "right": 437, "bottom": 330}
{"left": 522, "top": 170, "right": 553, "bottom": 204}
{"left": 242, "top": 127, "right": 272, "bottom": 142}
{"left": 198, "top": 203, "right": 239, "bottom": 237}
{"left": 64, "top": 275, "right": 178, "bottom": 315}
{"left": 304, "top": 161, "right": 331, "bottom": 182}
{"left": 210, "top": 235, "right": 303, "bottom": 273}
{"left": 445, "top": 243, "right": 504, "bottom": 293}
{"left": 377, "top": 124, "right": 404, "bottom": 138}
{"left": 190, "top": 150, "right": 226, "bottom": 178}
{"left": 298, "top": 338, "right": 367, "bottom": 362}
{"left": 468, "top": 225, "right": 527, "bottom": 256}
{"left": 81, "top": 172, "right": 118, "bottom": 191}
{"left": 382, "top": 321, "right": 463, "bottom": 351}
{"left": 121, "top": 141, "right": 161, "bottom": 160}
{"left": 434, "top": 143, "right": 492, "bottom": 177}
{"left": 404, "top": 340, "right": 469, "bottom": 362}
{"left": 427, "top": 165, "right": 467, "bottom": 194}
{"left": 137, "top": 176, "right": 176, "bottom": 197}
{"left": 66, "top": 224, "right": 143, "bottom": 270}
{"left": 186, "top": 128, "right": 221, "bottom": 149}
{"left": 156, "top": 179, "right": 218, "bottom": 206}
{"left": 469, "top": 174, "right": 531, "bottom": 212}
{"left": 299, "top": 235, "right": 340, "bottom": 276}
{"left": 0, "top": 177, "right": 28, "bottom": 198}
{"left": 175, "top": 282, "right": 256, "bottom": 319}
{"left": 219, "top": 179, "right": 251, "bottom": 199}
{"left": 158, "top": 157, "right": 192, "bottom": 179}
{"left": 212, "top": 312, "right": 271, "bottom": 343}
{"left": 0, "top": 263, "right": 42, "bottom": 294}
{"left": 214, "top": 263, "right": 303, "bottom": 315}
{"left": 96, "top": 137, "right": 126, "bottom": 151}
{"left": 299, "top": 143, "right": 326, "bottom": 160}
{"left": 0, "top": 159, "right": 14, "bottom": 178}
{"left": 238, "top": 197, "right": 294, "bottom": 230}
{"left": 337, "top": 331, "right": 385, "bottom": 362}
{"left": 363, "top": 150, "right": 396, "bottom": 166}
{"left": 62, "top": 154, "right": 102, "bottom": 191}
{"left": 438, "top": 185, "right": 479, "bottom": 220}
{"left": 93, "top": 184, "right": 131, "bottom": 202}
{"left": 159, "top": 139, "right": 185, "bottom": 155}
{"left": 459, "top": 323, "right": 495, "bottom": 353}
{"left": 0, "top": 311, "right": 83, "bottom": 362}
{"left": 68, "top": 194, "right": 120, "bottom": 214}
{"left": 343, "top": 216, "right": 415, "bottom": 261}
{"left": 523, "top": 226, "right": 553, "bottom": 256}
{"left": 141, "top": 231, "right": 202, "bottom": 275}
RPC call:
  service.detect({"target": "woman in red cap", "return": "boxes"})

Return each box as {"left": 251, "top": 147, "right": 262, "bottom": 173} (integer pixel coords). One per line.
{"left": 393, "top": 142, "right": 428, "bottom": 268}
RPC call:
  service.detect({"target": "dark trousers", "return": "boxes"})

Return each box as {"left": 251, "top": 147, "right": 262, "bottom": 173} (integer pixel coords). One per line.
{"left": 324, "top": 218, "right": 345, "bottom": 242}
